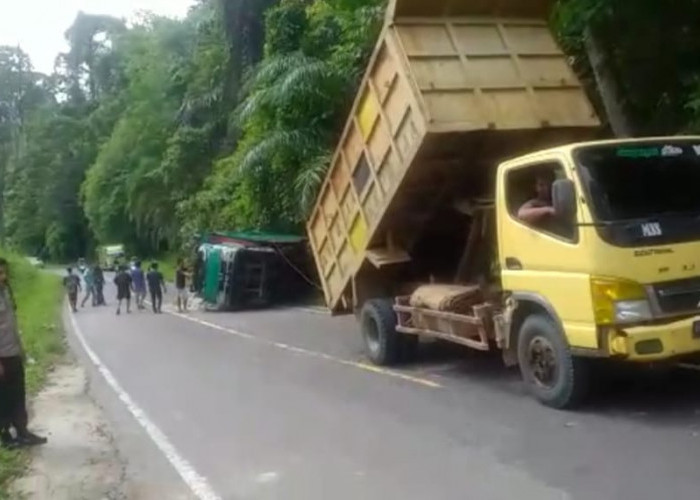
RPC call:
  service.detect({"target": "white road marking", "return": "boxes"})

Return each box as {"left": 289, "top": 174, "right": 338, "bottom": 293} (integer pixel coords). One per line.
{"left": 284, "top": 306, "right": 331, "bottom": 316}
{"left": 167, "top": 309, "right": 442, "bottom": 389}
{"left": 68, "top": 309, "right": 222, "bottom": 500}
{"left": 413, "top": 362, "right": 463, "bottom": 375}
{"left": 254, "top": 471, "right": 280, "bottom": 484}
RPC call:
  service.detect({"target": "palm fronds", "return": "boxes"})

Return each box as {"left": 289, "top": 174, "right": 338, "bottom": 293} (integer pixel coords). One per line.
{"left": 296, "top": 151, "right": 332, "bottom": 216}
{"left": 237, "top": 128, "right": 323, "bottom": 175}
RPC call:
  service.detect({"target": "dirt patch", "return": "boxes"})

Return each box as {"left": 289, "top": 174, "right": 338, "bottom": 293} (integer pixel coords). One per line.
{"left": 9, "top": 361, "right": 127, "bottom": 500}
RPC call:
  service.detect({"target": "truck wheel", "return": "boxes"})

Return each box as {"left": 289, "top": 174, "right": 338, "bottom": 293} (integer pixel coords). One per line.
{"left": 360, "top": 299, "right": 402, "bottom": 366}
{"left": 517, "top": 314, "right": 590, "bottom": 409}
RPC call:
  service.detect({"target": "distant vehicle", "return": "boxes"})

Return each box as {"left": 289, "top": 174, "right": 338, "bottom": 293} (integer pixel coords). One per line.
{"left": 98, "top": 244, "right": 125, "bottom": 271}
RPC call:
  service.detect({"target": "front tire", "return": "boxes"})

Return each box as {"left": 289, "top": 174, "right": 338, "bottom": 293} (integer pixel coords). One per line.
{"left": 517, "top": 313, "right": 590, "bottom": 409}
{"left": 360, "top": 298, "right": 402, "bottom": 366}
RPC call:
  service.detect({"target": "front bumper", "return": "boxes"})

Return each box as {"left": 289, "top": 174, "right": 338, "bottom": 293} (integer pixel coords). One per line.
{"left": 609, "top": 315, "right": 700, "bottom": 361}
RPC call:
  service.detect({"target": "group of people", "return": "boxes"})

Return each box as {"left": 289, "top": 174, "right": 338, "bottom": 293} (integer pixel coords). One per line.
{"left": 112, "top": 261, "right": 167, "bottom": 315}
{"left": 2, "top": 257, "right": 189, "bottom": 450}
{"left": 63, "top": 259, "right": 190, "bottom": 316}
{"left": 62, "top": 264, "right": 106, "bottom": 313}
{"left": 0, "top": 258, "right": 47, "bottom": 449}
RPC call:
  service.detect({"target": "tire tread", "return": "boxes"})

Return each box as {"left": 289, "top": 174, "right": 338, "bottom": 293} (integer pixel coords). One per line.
{"left": 517, "top": 313, "right": 590, "bottom": 409}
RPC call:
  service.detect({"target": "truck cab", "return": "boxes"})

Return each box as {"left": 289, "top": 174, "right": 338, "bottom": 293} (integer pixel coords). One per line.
{"left": 494, "top": 138, "right": 700, "bottom": 405}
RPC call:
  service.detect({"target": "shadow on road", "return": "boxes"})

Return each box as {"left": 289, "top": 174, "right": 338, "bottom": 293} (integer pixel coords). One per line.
{"left": 584, "top": 365, "right": 700, "bottom": 425}
{"left": 410, "top": 342, "right": 700, "bottom": 422}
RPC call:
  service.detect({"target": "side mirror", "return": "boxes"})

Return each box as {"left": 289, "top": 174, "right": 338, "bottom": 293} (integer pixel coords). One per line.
{"left": 552, "top": 179, "right": 577, "bottom": 223}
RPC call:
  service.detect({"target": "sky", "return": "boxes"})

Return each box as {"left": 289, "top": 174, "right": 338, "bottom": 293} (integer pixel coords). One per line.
{"left": 0, "top": 0, "right": 196, "bottom": 73}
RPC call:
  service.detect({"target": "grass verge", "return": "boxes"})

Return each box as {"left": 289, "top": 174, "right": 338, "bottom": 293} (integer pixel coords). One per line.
{"left": 157, "top": 255, "right": 177, "bottom": 283}
{"left": 0, "top": 254, "right": 63, "bottom": 499}
{"left": 138, "top": 254, "right": 177, "bottom": 282}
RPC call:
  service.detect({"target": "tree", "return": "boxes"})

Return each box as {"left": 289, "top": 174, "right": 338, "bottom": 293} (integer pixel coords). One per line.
{"left": 555, "top": 0, "right": 700, "bottom": 135}
{"left": 58, "top": 12, "right": 126, "bottom": 102}
{"left": 18, "top": 0, "right": 700, "bottom": 261}
{"left": 0, "top": 47, "right": 50, "bottom": 245}
{"left": 182, "top": 0, "right": 383, "bottom": 233}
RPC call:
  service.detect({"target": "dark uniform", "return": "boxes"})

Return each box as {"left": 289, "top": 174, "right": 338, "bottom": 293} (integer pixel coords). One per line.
{"left": 0, "top": 284, "right": 46, "bottom": 447}
{"left": 114, "top": 270, "right": 133, "bottom": 315}
{"left": 147, "top": 269, "right": 165, "bottom": 313}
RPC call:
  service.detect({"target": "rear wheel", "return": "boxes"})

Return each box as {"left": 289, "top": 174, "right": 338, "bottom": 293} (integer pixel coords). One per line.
{"left": 360, "top": 298, "right": 403, "bottom": 366}
{"left": 517, "top": 313, "right": 590, "bottom": 409}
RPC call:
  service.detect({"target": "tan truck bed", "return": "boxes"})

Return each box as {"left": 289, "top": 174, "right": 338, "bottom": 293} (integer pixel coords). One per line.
{"left": 307, "top": 0, "right": 600, "bottom": 312}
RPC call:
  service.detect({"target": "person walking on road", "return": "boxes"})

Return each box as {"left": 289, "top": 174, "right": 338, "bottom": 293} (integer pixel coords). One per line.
{"left": 81, "top": 264, "right": 96, "bottom": 307}
{"left": 175, "top": 260, "right": 190, "bottom": 313}
{"left": 131, "top": 261, "right": 147, "bottom": 310}
{"left": 147, "top": 262, "right": 166, "bottom": 314}
{"left": 114, "top": 265, "right": 133, "bottom": 315}
{"left": 0, "top": 258, "right": 48, "bottom": 448}
{"left": 63, "top": 267, "right": 81, "bottom": 313}
{"left": 93, "top": 264, "right": 106, "bottom": 306}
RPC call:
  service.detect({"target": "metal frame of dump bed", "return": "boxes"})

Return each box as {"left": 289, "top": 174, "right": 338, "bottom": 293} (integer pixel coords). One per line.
{"left": 393, "top": 296, "right": 496, "bottom": 351}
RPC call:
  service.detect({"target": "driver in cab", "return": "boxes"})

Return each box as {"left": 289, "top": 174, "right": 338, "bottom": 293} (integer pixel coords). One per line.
{"left": 517, "top": 171, "right": 566, "bottom": 236}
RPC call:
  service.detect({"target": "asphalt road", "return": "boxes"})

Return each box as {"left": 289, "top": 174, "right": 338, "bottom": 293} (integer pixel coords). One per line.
{"left": 65, "top": 288, "right": 700, "bottom": 500}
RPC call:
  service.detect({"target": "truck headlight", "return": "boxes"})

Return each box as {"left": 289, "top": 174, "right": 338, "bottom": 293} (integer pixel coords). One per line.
{"left": 591, "top": 277, "right": 652, "bottom": 325}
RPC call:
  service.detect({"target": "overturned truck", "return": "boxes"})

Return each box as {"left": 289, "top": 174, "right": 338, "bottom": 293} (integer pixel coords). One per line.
{"left": 307, "top": 0, "right": 700, "bottom": 408}
{"left": 196, "top": 232, "right": 314, "bottom": 311}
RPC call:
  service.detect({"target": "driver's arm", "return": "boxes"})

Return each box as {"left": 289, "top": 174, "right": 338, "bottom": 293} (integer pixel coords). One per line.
{"left": 518, "top": 201, "right": 555, "bottom": 225}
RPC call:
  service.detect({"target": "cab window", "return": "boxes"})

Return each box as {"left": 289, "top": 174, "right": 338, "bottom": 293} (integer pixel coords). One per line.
{"left": 506, "top": 162, "right": 578, "bottom": 243}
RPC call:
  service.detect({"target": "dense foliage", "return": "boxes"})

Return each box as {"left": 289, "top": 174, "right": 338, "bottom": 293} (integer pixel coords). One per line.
{"left": 0, "top": 0, "right": 699, "bottom": 261}
{"left": 554, "top": 0, "right": 700, "bottom": 136}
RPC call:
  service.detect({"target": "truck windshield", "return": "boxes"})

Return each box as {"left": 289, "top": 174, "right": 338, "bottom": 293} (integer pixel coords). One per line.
{"left": 575, "top": 141, "right": 700, "bottom": 247}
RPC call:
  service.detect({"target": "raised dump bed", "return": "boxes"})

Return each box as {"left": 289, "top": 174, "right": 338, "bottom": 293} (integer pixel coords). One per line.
{"left": 307, "top": 0, "right": 600, "bottom": 313}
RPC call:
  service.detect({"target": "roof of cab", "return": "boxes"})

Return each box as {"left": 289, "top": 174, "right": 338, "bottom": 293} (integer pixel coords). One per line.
{"left": 499, "top": 136, "right": 700, "bottom": 170}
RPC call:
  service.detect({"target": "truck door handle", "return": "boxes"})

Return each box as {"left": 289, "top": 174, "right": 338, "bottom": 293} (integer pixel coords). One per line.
{"left": 505, "top": 257, "right": 523, "bottom": 270}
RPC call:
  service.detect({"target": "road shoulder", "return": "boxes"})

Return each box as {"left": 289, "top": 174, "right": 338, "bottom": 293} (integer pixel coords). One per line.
{"left": 9, "top": 358, "right": 126, "bottom": 499}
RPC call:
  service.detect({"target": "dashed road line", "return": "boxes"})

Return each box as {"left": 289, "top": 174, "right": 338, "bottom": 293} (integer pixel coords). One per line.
{"left": 412, "top": 362, "right": 463, "bottom": 376}
{"left": 284, "top": 305, "right": 332, "bottom": 316}
{"left": 166, "top": 309, "right": 442, "bottom": 389}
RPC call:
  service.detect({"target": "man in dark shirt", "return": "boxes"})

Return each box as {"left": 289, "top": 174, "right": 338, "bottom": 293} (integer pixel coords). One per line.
{"left": 0, "top": 258, "right": 47, "bottom": 448}
{"left": 147, "top": 262, "right": 167, "bottom": 314}
{"left": 114, "top": 265, "right": 133, "bottom": 316}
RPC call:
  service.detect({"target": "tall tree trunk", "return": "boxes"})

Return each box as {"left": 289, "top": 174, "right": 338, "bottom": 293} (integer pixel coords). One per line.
{"left": 219, "top": 0, "right": 275, "bottom": 149}
{"left": 584, "top": 26, "right": 634, "bottom": 137}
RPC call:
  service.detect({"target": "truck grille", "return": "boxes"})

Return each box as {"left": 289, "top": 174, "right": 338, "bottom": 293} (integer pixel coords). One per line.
{"left": 653, "top": 277, "right": 700, "bottom": 315}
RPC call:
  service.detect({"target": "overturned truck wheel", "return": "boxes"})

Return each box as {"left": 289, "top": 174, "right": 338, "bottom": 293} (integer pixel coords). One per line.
{"left": 360, "top": 298, "right": 407, "bottom": 366}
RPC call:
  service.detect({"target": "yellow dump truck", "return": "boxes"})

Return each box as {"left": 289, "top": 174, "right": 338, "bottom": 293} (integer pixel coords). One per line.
{"left": 307, "top": 0, "right": 700, "bottom": 408}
